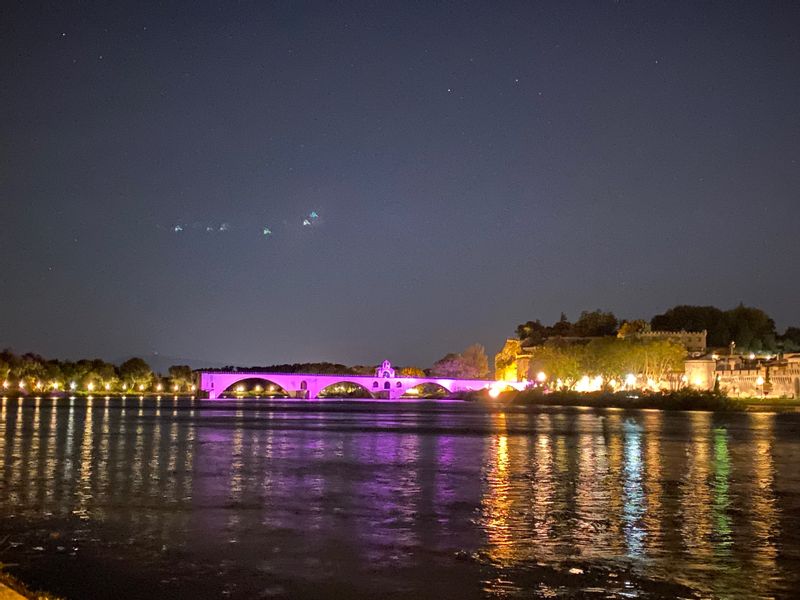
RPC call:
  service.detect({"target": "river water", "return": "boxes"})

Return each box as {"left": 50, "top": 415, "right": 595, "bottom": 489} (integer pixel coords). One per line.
{"left": 1, "top": 396, "right": 799, "bottom": 599}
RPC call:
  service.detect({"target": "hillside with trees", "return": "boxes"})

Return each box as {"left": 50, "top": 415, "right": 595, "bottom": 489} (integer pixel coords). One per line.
{"left": 515, "top": 305, "right": 798, "bottom": 352}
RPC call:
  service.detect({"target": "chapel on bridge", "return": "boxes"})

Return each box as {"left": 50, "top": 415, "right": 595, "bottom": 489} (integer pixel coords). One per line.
{"left": 375, "top": 360, "right": 396, "bottom": 378}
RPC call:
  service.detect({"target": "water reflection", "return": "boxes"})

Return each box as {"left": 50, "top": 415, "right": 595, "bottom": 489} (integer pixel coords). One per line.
{"left": 474, "top": 408, "right": 795, "bottom": 598}
{"left": 0, "top": 398, "right": 798, "bottom": 599}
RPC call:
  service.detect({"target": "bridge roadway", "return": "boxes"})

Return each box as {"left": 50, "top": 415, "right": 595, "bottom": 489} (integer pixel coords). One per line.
{"left": 198, "top": 370, "right": 525, "bottom": 399}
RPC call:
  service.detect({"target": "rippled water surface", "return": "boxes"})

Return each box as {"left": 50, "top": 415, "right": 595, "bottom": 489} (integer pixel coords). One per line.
{"left": 2, "top": 397, "right": 800, "bottom": 599}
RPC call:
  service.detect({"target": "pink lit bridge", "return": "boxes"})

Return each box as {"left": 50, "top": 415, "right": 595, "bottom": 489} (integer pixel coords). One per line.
{"left": 198, "top": 360, "right": 526, "bottom": 400}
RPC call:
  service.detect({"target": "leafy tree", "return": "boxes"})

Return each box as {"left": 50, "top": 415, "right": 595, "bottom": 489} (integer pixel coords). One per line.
{"left": 652, "top": 303, "right": 778, "bottom": 350}
{"left": 168, "top": 365, "right": 194, "bottom": 390}
{"left": 397, "top": 366, "right": 426, "bottom": 377}
{"left": 0, "top": 358, "right": 10, "bottom": 382}
{"left": 431, "top": 353, "right": 470, "bottom": 378}
{"left": 550, "top": 313, "right": 573, "bottom": 337}
{"left": 529, "top": 337, "right": 685, "bottom": 390}
{"left": 725, "top": 304, "right": 776, "bottom": 351}
{"left": 779, "top": 327, "right": 800, "bottom": 351}
{"left": 516, "top": 319, "right": 548, "bottom": 344}
{"left": 572, "top": 310, "right": 618, "bottom": 337}
{"left": 529, "top": 344, "right": 583, "bottom": 389}
{"left": 119, "top": 357, "right": 153, "bottom": 389}
{"left": 462, "top": 343, "right": 489, "bottom": 378}
{"left": 651, "top": 305, "right": 729, "bottom": 346}
{"left": 617, "top": 319, "right": 650, "bottom": 337}
{"left": 431, "top": 344, "right": 489, "bottom": 379}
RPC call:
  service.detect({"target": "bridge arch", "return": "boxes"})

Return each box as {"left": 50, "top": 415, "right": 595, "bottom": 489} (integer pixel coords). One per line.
{"left": 402, "top": 382, "right": 452, "bottom": 399}
{"left": 318, "top": 381, "right": 374, "bottom": 399}
{"left": 219, "top": 377, "right": 290, "bottom": 398}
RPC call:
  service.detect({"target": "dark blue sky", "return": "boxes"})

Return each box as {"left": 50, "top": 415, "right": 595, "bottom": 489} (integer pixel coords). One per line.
{"left": 2, "top": 1, "right": 799, "bottom": 368}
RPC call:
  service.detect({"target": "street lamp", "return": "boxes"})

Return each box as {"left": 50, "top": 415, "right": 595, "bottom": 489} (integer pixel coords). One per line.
{"left": 755, "top": 375, "right": 766, "bottom": 398}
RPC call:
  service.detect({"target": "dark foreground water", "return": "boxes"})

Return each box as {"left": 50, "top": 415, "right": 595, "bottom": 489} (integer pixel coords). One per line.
{"left": 2, "top": 397, "right": 800, "bottom": 599}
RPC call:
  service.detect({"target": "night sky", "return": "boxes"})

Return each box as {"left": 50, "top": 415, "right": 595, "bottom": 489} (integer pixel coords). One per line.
{"left": 2, "top": 1, "right": 799, "bottom": 369}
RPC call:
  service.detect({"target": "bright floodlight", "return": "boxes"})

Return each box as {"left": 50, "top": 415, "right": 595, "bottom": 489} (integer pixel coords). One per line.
{"left": 756, "top": 376, "right": 765, "bottom": 386}
{"left": 625, "top": 373, "right": 637, "bottom": 387}
{"left": 70, "top": 381, "right": 77, "bottom": 390}
{"left": 87, "top": 382, "right": 95, "bottom": 391}
{"left": 536, "top": 371, "right": 546, "bottom": 383}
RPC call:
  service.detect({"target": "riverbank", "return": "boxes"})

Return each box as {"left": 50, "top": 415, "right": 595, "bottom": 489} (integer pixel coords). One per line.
{"left": 0, "top": 569, "right": 60, "bottom": 600}
{"left": 476, "top": 388, "right": 800, "bottom": 412}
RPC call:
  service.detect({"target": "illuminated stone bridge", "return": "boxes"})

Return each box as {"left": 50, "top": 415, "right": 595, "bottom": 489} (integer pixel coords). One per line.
{"left": 198, "top": 360, "right": 526, "bottom": 400}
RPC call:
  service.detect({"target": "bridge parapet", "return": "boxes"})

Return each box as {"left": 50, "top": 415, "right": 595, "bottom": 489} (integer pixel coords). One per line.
{"left": 197, "top": 370, "right": 524, "bottom": 399}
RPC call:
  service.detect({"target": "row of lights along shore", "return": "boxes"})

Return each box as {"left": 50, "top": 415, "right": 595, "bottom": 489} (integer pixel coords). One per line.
{"left": 1, "top": 380, "right": 196, "bottom": 393}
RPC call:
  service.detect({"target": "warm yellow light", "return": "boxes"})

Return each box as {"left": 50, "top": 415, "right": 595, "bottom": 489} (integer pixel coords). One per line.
{"left": 19, "top": 381, "right": 25, "bottom": 389}
{"left": 172, "top": 384, "right": 179, "bottom": 391}
{"left": 2, "top": 380, "right": 8, "bottom": 389}
{"left": 749, "top": 353, "right": 756, "bottom": 360}
{"left": 190, "top": 384, "right": 196, "bottom": 391}
{"left": 52, "top": 381, "right": 60, "bottom": 390}
{"left": 625, "top": 373, "right": 637, "bottom": 387}
{"left": 536, "top": 371, "right": 546, "bottom": 383}
{"left": 574, "top": 375, "right": 603, "bottom": 393}
{"left": 711, "top": 353, "right": 719, "bottom": 360}
{"left": 105, "top": 382, "right": 111, "bottom": 391}
{"left": 35, "top": 381, "right": 43, "bottom": 390}
{"left": 254, "top": 385, "right": 263, "bottom": 392}
{"left": 236, "top": 385, "right": 245, "bottom": 393}
{"left": 87, "top": 382, "right": 95, "bottom": 391}
{"left": 70, "top": 381, "right": 77, "bottom": 390}
{"left": 755, "top": 376, "right": 765, "bottom": 386}
{"left": 156, "top": 383, "right": 163, "bottom": 392}
{"left": 488, "top": 386, "right": 501, "bottom": 399}
{"left": 138, "top": 384, "right": 145, "bottom": 391}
